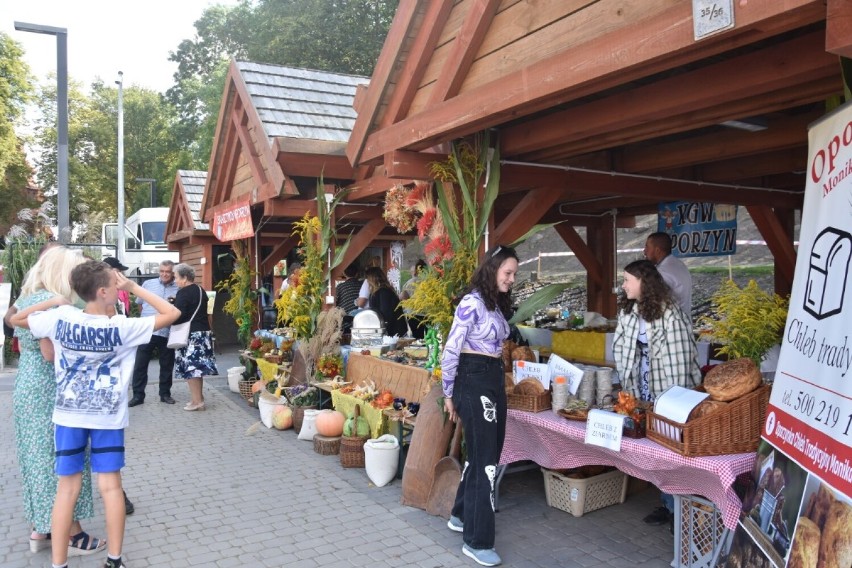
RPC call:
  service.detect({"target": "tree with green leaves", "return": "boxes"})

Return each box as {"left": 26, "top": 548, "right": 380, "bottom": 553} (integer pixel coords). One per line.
{"left": 0, "top": 32, "right": 40, "bottom": 237}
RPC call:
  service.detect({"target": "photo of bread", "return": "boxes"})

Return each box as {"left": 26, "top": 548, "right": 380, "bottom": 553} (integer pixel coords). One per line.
{"left": 793, "top": 478, "right": 852, "bottom": 568}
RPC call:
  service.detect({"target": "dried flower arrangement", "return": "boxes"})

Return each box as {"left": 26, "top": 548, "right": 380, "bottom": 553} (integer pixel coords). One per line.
{"left": 383, "top": 184, "right": 418, "bottom": 233}
{"left": 297, "top": 307, "right": 345, "bottom": 384}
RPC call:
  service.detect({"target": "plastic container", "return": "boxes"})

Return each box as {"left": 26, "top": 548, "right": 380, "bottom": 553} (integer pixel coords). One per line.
{"left": 541, "top": 467, "right": 627, "bottom": 517}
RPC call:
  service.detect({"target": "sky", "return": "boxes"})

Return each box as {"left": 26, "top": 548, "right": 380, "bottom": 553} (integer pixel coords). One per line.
{"left": 1, "top": 0, "right": 239, "bottom": 93}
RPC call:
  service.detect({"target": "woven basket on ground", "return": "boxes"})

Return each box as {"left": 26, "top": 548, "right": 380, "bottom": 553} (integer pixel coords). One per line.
{"left": 238, "top": 379, "right": 255, "bottom": 404}
{"left": 340, "top": 405, "right": 369, "bottom": 468}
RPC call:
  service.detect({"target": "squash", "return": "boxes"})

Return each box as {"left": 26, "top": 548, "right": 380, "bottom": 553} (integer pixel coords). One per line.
{"left": 343, "top": 412, "right": 370, "bottom": 437}
{"left": 272, "top": 406, "right": 293, "bottom": 430}
{"left": 251, "top": 379, "right": 266, "bottom": 393}
{"left": 315, "top": 409, "right": 346, "bottom": 437}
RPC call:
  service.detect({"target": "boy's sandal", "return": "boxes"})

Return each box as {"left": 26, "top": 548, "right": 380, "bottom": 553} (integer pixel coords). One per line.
{"left": 67, "top": 531, "right": 106, "bottom": 557}
{"left": 29, "top": 532, "right": 51, "bottom": 553}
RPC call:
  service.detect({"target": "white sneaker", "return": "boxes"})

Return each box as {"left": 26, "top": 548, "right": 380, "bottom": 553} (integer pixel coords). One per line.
{"left": 462, "top": 544, "right": 502, "bottom": 566}
{"left": 447, "top": 515, "right": 463, "bottom": 532}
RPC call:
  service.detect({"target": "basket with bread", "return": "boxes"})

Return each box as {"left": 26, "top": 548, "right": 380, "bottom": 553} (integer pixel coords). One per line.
{"left": 646, "top": 358, "right": 770, "bottom": 456}
{"left": 507, "top": 378, "right": 552, "bottom": 413}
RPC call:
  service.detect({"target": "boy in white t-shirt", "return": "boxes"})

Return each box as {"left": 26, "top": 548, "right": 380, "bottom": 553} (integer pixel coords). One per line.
{"left": 12, "top": 260, "right": 180, "bottom": 568}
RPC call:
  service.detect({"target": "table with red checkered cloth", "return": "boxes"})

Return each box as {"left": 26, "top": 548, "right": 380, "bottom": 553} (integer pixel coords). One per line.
{"left": 501, "top": 409, "right": 755, "bottom": 529}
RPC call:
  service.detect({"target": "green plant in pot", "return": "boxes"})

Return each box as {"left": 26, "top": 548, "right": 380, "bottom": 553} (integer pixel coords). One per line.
{"left": 697, "top": 279, "right": 789, "bottom": 367}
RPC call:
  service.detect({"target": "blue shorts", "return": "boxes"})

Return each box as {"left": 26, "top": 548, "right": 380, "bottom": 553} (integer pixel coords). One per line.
{"left": 54, "top": 425, "right": 125, "bottom": 475}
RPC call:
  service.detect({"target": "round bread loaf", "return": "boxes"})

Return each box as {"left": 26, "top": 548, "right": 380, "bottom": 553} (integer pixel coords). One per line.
{"left": 788, "top": 517, "right": 820, "bottom": 568}
{"left": 511, "top": 345, "right": 537, "bottom": 362}
{"left": 688, "top": 399, "right": 728, "bottom": 421}
{"left": 514, "top": 378, "right": 545, "bottom": 395}
{"left": 818, "top": 500, "right": 852, "bottom": 568}
{"left": 703, "top": 358, "right": 762, "bottom": 402}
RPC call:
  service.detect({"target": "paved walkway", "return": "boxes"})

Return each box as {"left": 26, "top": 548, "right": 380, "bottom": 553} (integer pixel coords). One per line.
{"left": 0, "top": 347, "right": 674, "bottom": 567}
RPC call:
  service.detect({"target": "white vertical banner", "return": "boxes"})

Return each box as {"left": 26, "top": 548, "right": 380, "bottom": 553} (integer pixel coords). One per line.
{"left": 762, "top": 102, "right": 852, "bottom": 498}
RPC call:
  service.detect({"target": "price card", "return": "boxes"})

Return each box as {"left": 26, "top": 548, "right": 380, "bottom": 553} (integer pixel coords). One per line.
{"left": 547, "top": 354, "right": 584, "bottom": 395}
{"left": 585, "top": 409, "right": 626, "bottom": 451}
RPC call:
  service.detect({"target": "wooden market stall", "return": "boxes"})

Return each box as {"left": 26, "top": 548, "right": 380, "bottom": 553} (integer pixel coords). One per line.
{"left": 343, "top": 0, "right": 852, "bottom": 315}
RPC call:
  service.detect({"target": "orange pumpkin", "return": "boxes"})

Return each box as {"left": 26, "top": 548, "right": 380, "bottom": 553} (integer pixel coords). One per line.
{"left": 251, "top": 380, "right": 266, "bottom": 393}
{"left": 314, "top": 409, "right": 346, "bottom": 437}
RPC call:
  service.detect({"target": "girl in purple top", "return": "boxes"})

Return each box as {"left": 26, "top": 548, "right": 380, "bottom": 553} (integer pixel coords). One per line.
{"left": 442, "top": 245, "right": 518, "bottom": 567}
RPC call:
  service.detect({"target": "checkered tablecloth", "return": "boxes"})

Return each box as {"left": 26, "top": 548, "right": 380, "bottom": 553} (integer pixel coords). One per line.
{"left": 500, "top": 409, "right": 755, "bottom": 529}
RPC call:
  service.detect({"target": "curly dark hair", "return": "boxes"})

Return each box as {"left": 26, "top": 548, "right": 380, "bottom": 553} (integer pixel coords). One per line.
{"left": 467, "top": 245, "right": 519, "bottom": 317}
{"left": 616, "top": 259, "right": 673, "bottom": 321}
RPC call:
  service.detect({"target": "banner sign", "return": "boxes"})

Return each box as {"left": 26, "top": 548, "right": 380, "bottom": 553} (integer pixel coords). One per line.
{"left": 719, "top": 102, "right": 852, "bottom": 567}
{"left": 212, "top": 196, "right": 254, "bottom": 242}
{"left": 657, "top": 201, "right": 738, "bottom": 258}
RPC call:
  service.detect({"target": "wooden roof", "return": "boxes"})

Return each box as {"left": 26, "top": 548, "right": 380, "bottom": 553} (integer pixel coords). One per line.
{"left": 343, "top": 0, "right": 852, "bottom": 288}
{"left": 166, "top": 169, "right": 211, "bottom": 244}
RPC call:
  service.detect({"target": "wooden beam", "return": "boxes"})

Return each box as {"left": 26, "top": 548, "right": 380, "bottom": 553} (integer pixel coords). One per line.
{"left": 346, "top": 0, "right": 424, "bottom": 166}
{"left": 233, "top": 108, "right": 270, "bottom": 193}
{"left": 745, "top": 205, "right": 797, "bottom": 286}
{"left": 275, "top": 152, "right": 355, "bottom": 180}
{"left": 384, "top": 149, "right": 446, "bottom": 179}
{"left": 554, "top": 223, "right": 603, "bottom": 288}
{"left": 261, "top": 234, "right": 299, "bottom": 275}
{"left": 585, "top": 217, "right": 617, "bottom": 317}
{"left": 491, "top": 188, "right": 563, "bottom": 245}
{"left": 344, "top": 175, "right": 408, "bottom": 201}
{"left": 619, "top": 112, "right": 820, "bottom": 174}
{"left": 262, "top": 199, "right": 383, "bottom": 221}
{"left": 827, "top": 0, "right": 852, "bottom": 57}
{"left": 381, "top": 0, "right": 454, "bottom": 127}
{"left": 358, "top": 0, "right": 824, "bottom": 163}
{"left": 503, "top": 31, "right": 836, "bottom": 158}
{"left": 428, "top": 0, "right": 501, "bottom": 104}
{"left": 338, "top": 218, "right": 388, "bottom": 274}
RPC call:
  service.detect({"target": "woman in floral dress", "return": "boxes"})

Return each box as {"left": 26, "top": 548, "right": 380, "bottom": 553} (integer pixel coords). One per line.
{"left": 10, "top": 246, "right": 105, "bottom": 555}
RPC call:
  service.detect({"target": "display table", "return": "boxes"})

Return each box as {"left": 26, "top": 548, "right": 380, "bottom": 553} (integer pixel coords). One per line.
{"left": 500, "top": 409, "right": 755, "bottom": 529}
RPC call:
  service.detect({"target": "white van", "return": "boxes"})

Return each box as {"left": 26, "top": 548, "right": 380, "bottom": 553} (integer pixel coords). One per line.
{"left": 102, "top": 207, "right": 179, "bottom": 279}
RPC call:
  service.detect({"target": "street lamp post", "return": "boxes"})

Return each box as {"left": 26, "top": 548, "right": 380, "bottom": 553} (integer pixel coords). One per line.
{"left": 14, "top": 21, "right": 70, "bottom": 242}
{"left": 116, "top": 71, "right": 125, "bottom": 262}
{"left": 135, "top": 178, "right": 157, "bottom": 208}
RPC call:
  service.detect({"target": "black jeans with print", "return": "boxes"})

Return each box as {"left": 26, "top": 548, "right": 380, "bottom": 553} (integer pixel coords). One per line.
{"left": 450, "top": 353, "right": 506, "bottom": 550}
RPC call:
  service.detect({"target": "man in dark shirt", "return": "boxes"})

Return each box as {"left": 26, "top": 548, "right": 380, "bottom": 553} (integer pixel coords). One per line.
{"left": 335, "top": 264, "right": 362, "bottom": 315}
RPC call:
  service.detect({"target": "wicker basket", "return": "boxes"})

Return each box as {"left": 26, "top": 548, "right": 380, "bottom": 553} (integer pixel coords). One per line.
{"left": 541, "top": 467, "right": 628, "bottom": 517}
{"left": 340, "top": 405, "right": 369, "bottom": 468}
{"left": 291, "top": 405, "right": 317, "bottom": 433}
{"left": 506, "top": 389, "right": 551, "bottom": 412}
{"left": 238, "top": 379, "right": 255, "bottom": 404}
{"left": 647, "top": 384, "right": 770, "bottom": 456}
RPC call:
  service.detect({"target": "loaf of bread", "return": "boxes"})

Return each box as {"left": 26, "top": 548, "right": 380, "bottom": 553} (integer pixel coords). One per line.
{"left": 688, "top": 399, "right": 728, "bottom": 421}
{"left": 502, "top": 340, "right": 517, "bottom": 370}
{"left": 703, "top": 358, "right": 762, "bottom": 401}
{"left": 514, "top": 378, "right": 545, "bottom": 395}
{"left": 806, "top": 483, "right": 836, "bottom": 529}
{"left": 511, "top": 346, "right": 537, "bottom": 362}
{"left": 817, "top": 500, "right": 852, "bottom": 568}
{"left": 789, "top": 517, "right": 820, "bottom": 568}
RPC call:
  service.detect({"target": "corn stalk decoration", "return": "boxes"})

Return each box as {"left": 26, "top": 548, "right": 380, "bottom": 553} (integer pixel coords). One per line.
{"left": 274, "top": 179, "right": 353, "bottom": 340}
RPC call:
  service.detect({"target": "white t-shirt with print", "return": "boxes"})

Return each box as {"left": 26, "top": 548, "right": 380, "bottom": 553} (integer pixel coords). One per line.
{"left": 29, "top": 305, "right": 155, "bottom": 429}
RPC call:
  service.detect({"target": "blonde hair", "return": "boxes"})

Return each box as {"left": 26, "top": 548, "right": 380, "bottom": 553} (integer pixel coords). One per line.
{"left": 20, "top": 247, "right": 87, "bottom": 301}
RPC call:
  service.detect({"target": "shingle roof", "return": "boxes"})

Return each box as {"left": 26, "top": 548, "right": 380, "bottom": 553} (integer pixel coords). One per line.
{"left": 177, "top": 170, "right": 209, "bottom": 231}
{"left": 236, "top": 61, "right": 368, "bottom": 143}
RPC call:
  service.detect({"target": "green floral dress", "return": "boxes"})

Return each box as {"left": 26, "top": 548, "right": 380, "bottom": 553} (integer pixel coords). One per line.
{"left": 13, "top": 290, "right": 94, "bottom": 533}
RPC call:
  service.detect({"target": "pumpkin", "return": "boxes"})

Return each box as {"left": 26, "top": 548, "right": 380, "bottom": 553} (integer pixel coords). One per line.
{"left": 251, "top": 379, "right": 266, "bottom": 393}
{"left": 272, "top": 406, "right": 293, "bottom": 430}
{"left": 315, "top": 409, "right": 345, "bottom": 437}
{"left": 343, "top": 412, "right": 370, "bottom": 437}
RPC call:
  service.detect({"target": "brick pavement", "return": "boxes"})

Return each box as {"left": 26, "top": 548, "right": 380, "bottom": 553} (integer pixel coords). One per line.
{"left": 0, "top": 347, "right": 674, "bottom": 567}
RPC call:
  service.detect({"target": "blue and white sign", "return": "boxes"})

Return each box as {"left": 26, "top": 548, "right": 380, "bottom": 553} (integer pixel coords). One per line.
{"left": 657, "top": 201, "right": 738, "bottom": 258}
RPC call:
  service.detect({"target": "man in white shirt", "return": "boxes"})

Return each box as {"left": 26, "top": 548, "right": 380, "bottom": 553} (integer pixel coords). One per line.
{"left": 644, "top": 232, "right": 692, "bottom": 317}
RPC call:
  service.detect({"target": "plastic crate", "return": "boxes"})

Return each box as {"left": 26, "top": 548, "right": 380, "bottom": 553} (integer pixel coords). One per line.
{"left": 541, "top": 467, "right": 628, "bottom": 517}
{"left": 673, "top": 494, "right": 724, "bottom": 568}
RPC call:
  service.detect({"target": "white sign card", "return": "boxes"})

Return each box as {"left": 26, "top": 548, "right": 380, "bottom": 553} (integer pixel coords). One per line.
{"left": 547, "top": 354, "right": 584, "bottom": 395}
{"left": 585, "top": 409, "right": 625, "bottom": 451}
{"left": 513, "top": 360, "right": 550, "bottom": 389}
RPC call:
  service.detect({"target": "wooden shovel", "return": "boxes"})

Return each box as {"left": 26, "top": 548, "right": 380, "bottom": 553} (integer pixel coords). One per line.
{"left": 425, "top": 420, "right": 464, "bottom": 518}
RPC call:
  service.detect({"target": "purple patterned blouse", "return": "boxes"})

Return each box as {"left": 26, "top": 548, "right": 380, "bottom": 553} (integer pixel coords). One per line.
{"left": 441, "top": 290, "right": 510, "bottom": 398}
